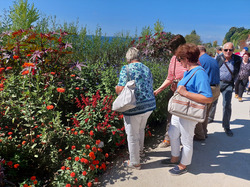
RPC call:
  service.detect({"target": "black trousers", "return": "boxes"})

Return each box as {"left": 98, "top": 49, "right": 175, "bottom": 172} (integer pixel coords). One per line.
{"left": 235, "top": 78, "right": 248, "bottom": 98}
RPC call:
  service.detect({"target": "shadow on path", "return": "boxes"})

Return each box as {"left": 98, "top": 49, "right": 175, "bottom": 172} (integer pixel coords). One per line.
{"left": 189, "top": 119, "right": 250, "bottom": 181}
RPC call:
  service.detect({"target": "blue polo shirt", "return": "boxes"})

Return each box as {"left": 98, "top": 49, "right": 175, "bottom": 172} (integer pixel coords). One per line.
{"left": 199, "top": 53, "right": 220, "bottom": 85}
{"left": 178, "top": 66, "right": 212, "bottom": 98}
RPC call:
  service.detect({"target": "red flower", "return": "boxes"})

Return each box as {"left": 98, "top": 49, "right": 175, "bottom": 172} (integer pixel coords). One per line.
{"left": 85, "top": 144, "right": 90, "bottom": 149}
{"left": 80, "top": 130, "right": 84, "bottom": 134}
{"left": 14, "top": 164, "right": 19, "bottom": 168}
{"left": 75, "top": 87, "right": 80, "bottom": 90}
{"left": 92, "top": 160, "right": 99, "bottom": 165}
{"left": 71, "top": 145, "right": 76, "bottom": 150}
{"left": 27, "top": 54, "right": 31, "bottom": 57}
{"left": 46, "top": 105, "right": 54, "bottom": 110}
{"left": 89, "top": 152, "right": 96, "bottom": 160}
{"left": 22, "top": 141, "right": 26, "bottom": 145}
{"left": 6, "top": 67, "right": 12, "bottom": 70}
{"left": 57, "top": 88, "right": 65, "bottom": 93}
{"left": 8, "top": 132, "right": 13, "bottom": 135}
{"left": 30, "top": 176, "right": 36, "bottom": 181}
{"left": 67, "top": 157, "right": 72, "bottom": 160}
{"left": 87, "top": 182, "right": 92, "bottom": 187}
{"left": 85, "top": 118, "right": 89, "bottom": 123}
{"left": 89, "top": 130, "right": 94, "bottom": 136}
{"left": 82, "top": 171, "right": 87, "bottom": 176}
{"left": 75, "top": 157, "right": 79, "bottom": 161}
{"left": 13, "top": 55, "right": 19, "bottom": 59}
{"left": 33, "top": 180, "right": 38, "bottom": 185}
{"left": 70, "top": 74, "right": 75, "bottom": 77}
{"left": 61, "top": 166, "right": 66, "bottom": 170}
{"left": 92, "top": 147, "right": 97, "bottom": 152}
{"left": 70, "top": 172, "right": 75, "bottom": 178}
{"left": 0, "top": 83, "right": 3, "bottom": 88}
{"left": 51, "top": 72, "right": 56, "bottom": 75}
{"left": 89, "top": 164, "right": 95, "bottom": 170}
{"left": 105, "top": 153, "right": 109, "bottom": 158}
{"left": 22, "top": 70, "right": 29, "bottom": 75}
{"left": 7, "top": 161, "right": 13, "bottom": 166}
{"left": 96, "top": 140, "right": 101, "bottom": 145}
{"left": 66, "top": 184, "right": 71, "bottom": 187}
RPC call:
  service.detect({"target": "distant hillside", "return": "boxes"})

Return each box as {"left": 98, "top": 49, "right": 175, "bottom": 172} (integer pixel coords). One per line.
{"left": 223, "top": 27, "right": 250, "bottom": 49}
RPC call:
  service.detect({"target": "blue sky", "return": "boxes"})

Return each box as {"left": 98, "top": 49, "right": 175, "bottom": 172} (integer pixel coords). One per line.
{"left": 1, "top": 0, "right": 250, "bottom": 45}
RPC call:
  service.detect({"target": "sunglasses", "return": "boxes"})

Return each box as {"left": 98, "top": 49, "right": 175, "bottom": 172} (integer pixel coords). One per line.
{"left": 223, "top": 49, "right": 233, "bottom": 52}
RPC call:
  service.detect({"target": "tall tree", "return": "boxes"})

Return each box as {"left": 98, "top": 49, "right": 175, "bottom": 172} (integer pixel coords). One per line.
{"left": 9, "top": 0, "right": 39, "bottom": 30}
{"left": 154, "top": 19, "right": 164, "bottom": 34}
{"left": 185, "top": 30, "right": 201, "bottom": 45}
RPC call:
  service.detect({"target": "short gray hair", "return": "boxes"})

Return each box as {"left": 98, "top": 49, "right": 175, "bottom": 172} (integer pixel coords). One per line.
{"left": 223, "top": 42, "right": 234, "bottom": 49}
{"left": 126, "top": 47, "right": 140, "bottom": 62}
{"left": 197, "top": 45, "right": 206, "bottom": 52}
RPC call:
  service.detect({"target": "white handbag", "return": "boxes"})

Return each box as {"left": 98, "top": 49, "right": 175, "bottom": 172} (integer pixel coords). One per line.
{"left": 112, "top": 66, "right": 136, "bottom": 112}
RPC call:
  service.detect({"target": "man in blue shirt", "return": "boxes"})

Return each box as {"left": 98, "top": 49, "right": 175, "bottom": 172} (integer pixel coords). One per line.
{"left": 194, "top": 45, "right": 220, "bottom": 140}
{"left": 215, "top": 42, "right": 241, "bottom": 136}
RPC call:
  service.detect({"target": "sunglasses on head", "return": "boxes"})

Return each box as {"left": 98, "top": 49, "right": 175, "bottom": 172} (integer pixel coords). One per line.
{"left": 224, "top": 49, "right": 233, "bottom": 52}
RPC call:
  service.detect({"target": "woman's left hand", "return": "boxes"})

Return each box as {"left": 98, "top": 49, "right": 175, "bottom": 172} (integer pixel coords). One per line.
{"left": 177, "top": 85, "right": 188, "bottom": 97}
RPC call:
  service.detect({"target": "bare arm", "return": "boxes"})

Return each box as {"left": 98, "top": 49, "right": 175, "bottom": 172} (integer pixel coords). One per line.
{"left": 177, "top": 85, "right": 213, "bottom": 104}
{"left": 115, "top": 86, "right": 124, "bottom": 95}
{"left": 154, "top": 79, "right": 172, "bottom": 96}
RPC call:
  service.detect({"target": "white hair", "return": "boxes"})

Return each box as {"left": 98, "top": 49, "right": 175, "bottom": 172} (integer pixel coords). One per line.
{"left": 223, "top": 42, "right": 234, "bottom": 49}
{"left": 126, "top": 47, "right": 140, "bottom": 62}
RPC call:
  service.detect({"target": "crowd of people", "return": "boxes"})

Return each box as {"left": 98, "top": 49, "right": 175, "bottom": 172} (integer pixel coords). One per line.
{"left": 115, "top": 36, "right": 250, "bottom": 175}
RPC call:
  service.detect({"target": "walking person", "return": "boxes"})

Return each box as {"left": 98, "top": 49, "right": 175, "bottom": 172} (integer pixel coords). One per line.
{"left": 234, "top": 52, "right": 250, "bottom": 102}
{"left": 115, "top": 47, "right": 156, "bottom": 169}
{"left": 162, "top": 44, "right": 213, "bottom": 175}
{"left": 154, "top": 34, "right": 186, "bottom": 148}
{"left": 194, "top": 45, "right": 220, "bottom": 140}
{"left": 216, "top": 42, "right": 241, "bottom": 136}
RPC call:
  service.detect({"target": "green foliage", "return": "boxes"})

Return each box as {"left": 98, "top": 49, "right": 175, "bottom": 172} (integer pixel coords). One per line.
{"left": 185, "top": 30, "right": 202, "bottom": 45}
{"left": 223, "top": 27, "right": 250, "bottom": 47}
{"left": 9, "top": 0, "right": 40, "bottom": 30}
{"left": 154, "top": 19, "right": 164, "bottom": 34}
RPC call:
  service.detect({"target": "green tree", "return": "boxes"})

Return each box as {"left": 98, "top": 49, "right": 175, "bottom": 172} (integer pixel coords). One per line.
{"left": 213, "top": 40, "right": 218, "bottom": 47}
{"left": 185, "top": 30, "right": 201, "bottom": 45}
{"left": 141, "top": 25, "right": 152, "bottom": 37}
{"left": 154, "top": 19, "right": 164, "bottom": 34}
{"left": 9, "top": 0, "right": 40, "bottom": 30}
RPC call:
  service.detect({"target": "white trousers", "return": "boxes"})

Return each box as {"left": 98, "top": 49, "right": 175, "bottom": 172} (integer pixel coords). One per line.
{"left": 168, "top": 115, "right": 197, "bottom": 166}
{"left": 123, "top": 111, "right": 152, "bottom": 165}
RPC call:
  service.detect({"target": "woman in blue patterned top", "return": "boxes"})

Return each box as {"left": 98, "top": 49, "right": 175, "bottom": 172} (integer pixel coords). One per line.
{"left": 115, "top": 47, "right": 156, "bottom": 169}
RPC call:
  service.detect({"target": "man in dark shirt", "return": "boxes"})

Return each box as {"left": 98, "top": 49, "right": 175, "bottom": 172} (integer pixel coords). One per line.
{"left": 194, "top": 45, "right": 220, "bottom": 140}
{"left": 216, "top": 42, "right": 241, "bottom": 136}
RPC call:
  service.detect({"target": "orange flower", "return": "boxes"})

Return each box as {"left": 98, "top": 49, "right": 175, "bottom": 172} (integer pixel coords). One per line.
{"left": 22, "top": 63, "right": 35, "bottom": 68}
{"left": 70, "top": 74, "right": 75, "bottom": 77}
{"left": 22, "top": 141, "right": 26, "bottom": 145}
{"left": 56, "top": 88, "right": 65, "bottom": 93}
{"left": 14, "top": 164, "right": 19, "bottom": 168}
{"left": 13, "top": 55, "right": 19, "bottom": 59}
{"left": 46, "top": 105, "right": 54, "bottom": 110}
{"left": 22, "top": 70, "right": 29, "bottom": 75}
{"left": 33, "top": 180, "right": 38, "bottom": 185}
{"left": 89, "top": 152, "right": 96, "bottom": 160}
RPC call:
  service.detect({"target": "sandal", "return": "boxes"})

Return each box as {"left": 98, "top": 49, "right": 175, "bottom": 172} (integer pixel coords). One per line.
{"left": 124, "top": 160, "right": 141, "bottom": 170}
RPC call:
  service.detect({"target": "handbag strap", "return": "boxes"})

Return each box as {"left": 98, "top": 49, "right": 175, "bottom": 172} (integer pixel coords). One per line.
{"left": 184, "top": 68, "right": 203, "bottom": 87}
{"left": 222, "top": 60, "right": 234, "bottom": 79}
{"left": 173, "top": 57, "right": 177, "bottom": 80}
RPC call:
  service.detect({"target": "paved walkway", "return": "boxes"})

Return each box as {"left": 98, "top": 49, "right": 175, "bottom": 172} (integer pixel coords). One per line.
{"left": 100, "top": 92, "right": 250, "bottom": 187}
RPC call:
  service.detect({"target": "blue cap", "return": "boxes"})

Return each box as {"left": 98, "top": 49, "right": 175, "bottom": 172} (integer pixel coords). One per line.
{"left": 243, "top": 47, "right": 248, "bottom": 51}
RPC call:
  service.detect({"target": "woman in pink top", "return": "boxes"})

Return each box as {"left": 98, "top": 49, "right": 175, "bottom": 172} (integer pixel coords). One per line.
{"left": 154, "top": 35, "right": 187, "bottom": 148}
